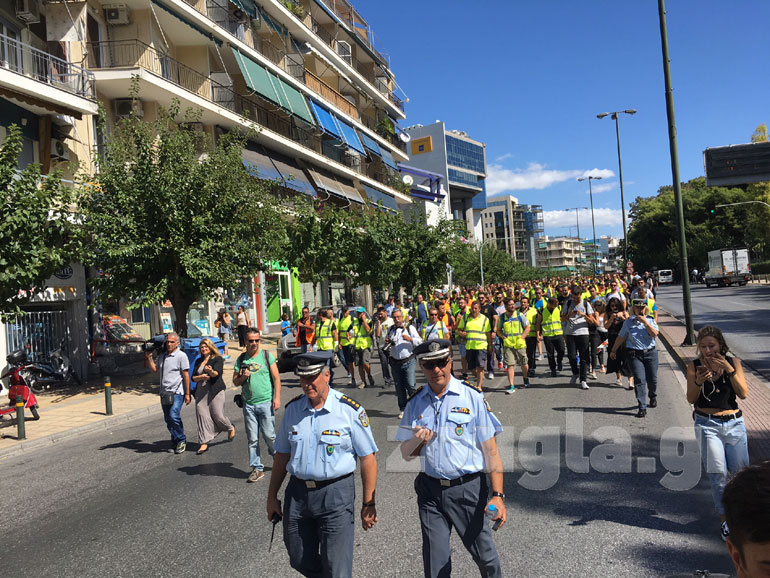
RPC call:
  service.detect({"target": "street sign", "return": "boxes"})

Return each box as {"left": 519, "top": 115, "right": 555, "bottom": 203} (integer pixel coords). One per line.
{"left": 626, "top": 266, "right": 634, "bottom": 274}
{"left": 627, "top": 260, "right": 634, "bottom": 268}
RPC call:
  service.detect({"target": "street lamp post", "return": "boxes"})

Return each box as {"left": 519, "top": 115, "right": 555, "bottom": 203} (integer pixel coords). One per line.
{"left": 577, "top": 176, "right": 602, "bottom": 275}
{"left": 565, "top": 207, "right": 587, "bottom": 272}
{"left": 597, "top": 109, "right": 636, "bottom": 267}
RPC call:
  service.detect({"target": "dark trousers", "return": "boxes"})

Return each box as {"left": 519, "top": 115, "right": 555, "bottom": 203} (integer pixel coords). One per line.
{"left": 415, "top": 473, "right": 502, "bottom": 578}
{"left": 626, "top": 348, "right": 659, "bottom": 410}
{"left": 237, "top": 325, "right": 248, "bottom": 348}
{"left": 565, "top": 334, "right": 590, "bottom": 382}
{"left": 588, "top": 330, "right": 603, "bottom": 372}
{"left": 377, "top": 347, "right": 392, "bottom": 381}
{"left": 525, "top": 337, "right": 538, "bottom": 371}
{"left": 390, "top": 357, "right": 416, "bottom": 411}
{"left": 544, "top": 335, "right": 565, "bottom": 372}
{"left": 283, "top": 474, "right": 355, "bottom": 578}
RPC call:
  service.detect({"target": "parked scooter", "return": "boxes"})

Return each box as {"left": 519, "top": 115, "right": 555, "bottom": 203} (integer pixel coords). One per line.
{"left": 1, "top": 350, "right": 40, "bottom": 421}
{"left": 27, "top": 338, "right": 81, "bottom": 392}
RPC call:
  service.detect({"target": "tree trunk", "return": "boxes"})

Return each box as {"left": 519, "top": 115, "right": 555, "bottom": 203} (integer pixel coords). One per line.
{"left": 169, "top": 285, "right": 195, "bottom": 338}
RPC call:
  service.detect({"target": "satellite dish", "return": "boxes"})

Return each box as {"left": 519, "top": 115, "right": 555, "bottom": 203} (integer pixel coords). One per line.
{"left": 398, "top": 131, "right": 411, "bottom": 143}
{"left": 402, "top": 174, "right": 414, "bottom": 186}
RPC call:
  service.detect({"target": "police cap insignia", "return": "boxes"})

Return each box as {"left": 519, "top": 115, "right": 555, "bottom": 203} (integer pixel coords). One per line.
{"left": 339, "top": 395, "right": 361, "bottom": 411}
{"left": 359, "top": 409, "right": 370, "bottom": 428}
{"left": 298, "top": 358, "right": 310, "bottom": 367}
{"left": 429, "top": 341, "right": 440, "bottom": 352}
{"left": 462, "top": 379, "right": 482, "bottom": 393}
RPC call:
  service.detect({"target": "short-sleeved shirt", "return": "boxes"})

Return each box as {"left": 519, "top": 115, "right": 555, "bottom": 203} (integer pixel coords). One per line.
{"left": 158, "top": 349, "right": 190, "bottom": 395}
{"left": 235, "top": 349, "right": 275, "bottom": 406}
{"left": 563, "top": 298, "right": 594, "bottom": 336}
{"left": 618, "top": 315, "right": 658, "bottom": 350}
{"left": 396, "top": 377, "right": 503, "bottom": 479}
{"left": 274, "top": 388, "right": 378, "bottom": 481}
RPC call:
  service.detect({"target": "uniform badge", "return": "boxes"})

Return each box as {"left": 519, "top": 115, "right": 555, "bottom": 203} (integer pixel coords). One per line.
{"left": 429, "top": 341, "right": 441, "bottom": 352}
{"left": 484, "top": 398, "right": 492, "bottom": 413}
{"left": 359, "top": 410, "right": 370, "bottom": 428}
{"left": 455, "top": 425, "right": 464, "bottom": 436}
{"left": 450, "top": 407, "right": 471, "bottom": 415}
{"left": 326, "top": 445, "right": 335, "bottom": 455}
{"left": 298, "top": 358, "right": 310, "bottom": 367}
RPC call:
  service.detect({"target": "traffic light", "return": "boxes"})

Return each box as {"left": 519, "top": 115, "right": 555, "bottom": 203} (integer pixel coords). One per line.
{"left": 708, "top": 203, "right": 716, "bottom": 215}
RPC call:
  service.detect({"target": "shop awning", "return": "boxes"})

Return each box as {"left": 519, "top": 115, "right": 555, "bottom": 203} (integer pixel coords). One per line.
{"left": 229, "top": 0, "right": 256, "bottom": 18}
{"left": 362, "top": 184, "right": 398, "bottom": 213}
{"left": 359, "top": 132, "right": 382, "bottom": 157}
{"left": 380, "top": 148, "right": 398, "bottom": 170}
{"left": 151, "top": 0, "right": 222, "bottom": 45}
{"left": 269, "top": 156, "right": 317, "bottom": 197}
{"left": 242, "top": 148, "right": 283, "bottom": 182}
{"left": 335, "top": 116, "right": 366, "bottom": 156}
{"left": 307, "top": 168, "right": 364, "bottom": 204}
{"left": 308, "top": 100, "right": 343, "bottom": 140}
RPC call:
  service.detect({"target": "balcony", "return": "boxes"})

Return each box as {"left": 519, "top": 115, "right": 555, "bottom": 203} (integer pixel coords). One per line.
{"left": 87, "top": 39, "right": 402, "bottom": 195}
{"left": 304, "top": 70, "right": 358, "bottom": 120}
{"left": 0, "top": 32, "right": 97, "bottom": 116}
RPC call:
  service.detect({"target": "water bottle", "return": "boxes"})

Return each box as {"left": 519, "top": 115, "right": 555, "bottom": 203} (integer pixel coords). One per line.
{"left": 486, "top": 504, "right": 502, "bottom": 531}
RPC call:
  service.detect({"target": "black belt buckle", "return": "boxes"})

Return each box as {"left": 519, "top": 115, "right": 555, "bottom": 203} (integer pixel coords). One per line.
{"left": 694, "top": 409, "right": 742, "bottom": 422}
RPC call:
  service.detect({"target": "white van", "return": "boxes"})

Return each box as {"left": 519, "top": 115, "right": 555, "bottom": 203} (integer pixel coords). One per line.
{"left": 657, "top": 269, "right": 673, "bottom": 284}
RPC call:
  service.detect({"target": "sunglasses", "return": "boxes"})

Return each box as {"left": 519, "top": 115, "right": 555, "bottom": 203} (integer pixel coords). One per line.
{"left": 247, "top": 339, "right": 261, "bottom": 343}
{"left": 421, "top": 356, "right": 451, "bottom": 370}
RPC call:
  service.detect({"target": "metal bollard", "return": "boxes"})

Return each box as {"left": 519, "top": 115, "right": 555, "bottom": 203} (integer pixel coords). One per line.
{"left": 15, "top": 395, "right": 25, "bottom": 440}
{"left": 104, "top": 375, "right": 113, "bottom": 416}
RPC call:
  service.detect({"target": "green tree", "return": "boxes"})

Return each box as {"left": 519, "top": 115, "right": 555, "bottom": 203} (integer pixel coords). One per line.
{"left": 393, "top": 212, "right": 458, "bottom": 294}
{"left": 82, "top": 101, "right": 285, "bottom": 335}
{"left": 751, "top": 123, "right": 767, "bottom": 143}
{"left": 0, "top": 124, "right": 81, "bottom": 315}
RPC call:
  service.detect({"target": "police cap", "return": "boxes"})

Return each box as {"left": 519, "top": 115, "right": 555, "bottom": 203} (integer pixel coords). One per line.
{"left": 413, "top": 339, "right": 451, "bottom": 361}
{"left": 294, "top": 350, "right": 333, "bottom": 377}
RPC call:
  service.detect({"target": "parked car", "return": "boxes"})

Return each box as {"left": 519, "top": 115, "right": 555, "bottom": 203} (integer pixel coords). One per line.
{"left": 656, "top": 269, "right": 674, "bottom": 284}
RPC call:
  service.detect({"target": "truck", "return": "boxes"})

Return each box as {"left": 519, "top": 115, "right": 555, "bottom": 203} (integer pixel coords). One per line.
{"left": 705, "top": 248, "right": 751, "bottom": 287}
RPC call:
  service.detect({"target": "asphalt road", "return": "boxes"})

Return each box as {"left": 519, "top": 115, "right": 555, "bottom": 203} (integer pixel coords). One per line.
{"left": 655, "top": 283, "right": 770, "bottom": 379}
{"left": 0, "top": 349, "right": 735, "bottom": 577}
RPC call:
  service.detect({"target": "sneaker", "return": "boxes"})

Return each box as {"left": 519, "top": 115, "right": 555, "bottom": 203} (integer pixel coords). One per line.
{"left": 537, "top": 353, "right": 543, "bottom": 361}
{"left": 720, "top": 521, "right": 730, "bottom": 542}
{"left": 487, "top": 371, "right": 495, "bottom": 380}
{"left": 498, "top": 362, "right": 503, "bottom": 369}
{"left": 551, "top": 370, "right": 557, "bottom": 378}
{"left": 350, "top": 380, "right": 357, "bottom": 388}
{"left": 570, "top": 375, "right": 578, "bottom": 386}
{"left": 580, "top": 381, "right": 589, "bottom": 390}
{"left": 648, "top": 397, "right": 657, "bottom": 408}
{"left": 523, "top": 378, "right": 530, "bottom": 388}
{"left": 636, "top": 408, "right": 647, "bottom": 418}
{"left": 247, "top": 468, "right": 265, "bottom": 483}
{"left": 357, "top": 383, "right": 365, "bottom": 389}
{"left": 505, "top": 385, "right": 516, "bottom": 395}
{"left": 384, "top": 378, "right": 393, "bottom": 386}
{"left": 626, "top": 382, "right": 635, "bottom": 391}
{"left": 397, "top": 411, "right": 404, "bottom": 419}
{"left": 368, "top": 376, "right": 375, "bottom": 388}
{"left": 528, "top": 369, "right": 535, "bottom": 378}
{"left": 615, "top": 378, "right": 623, "bottom": 386}
{"left": 588, "top": 371, "right": 598, "bottom": 380}
{"left": 174, "top": 441, "right": 186, "bottom": 454}
{"left": 557, "top": 364, "right": 563, "bottom": 372}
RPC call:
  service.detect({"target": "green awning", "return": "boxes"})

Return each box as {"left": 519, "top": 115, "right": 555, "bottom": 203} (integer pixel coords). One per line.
{"left": 151, "top": 0, "right": 222, "bottom": 45}
{"left": 229, "top": 0, "right": 256, "bottom": 18}
{"left": 232, "top": 48, "right": 314, "bottom": 126}
{"left": 258, "top": 6, "right": 286, "bottom": 37}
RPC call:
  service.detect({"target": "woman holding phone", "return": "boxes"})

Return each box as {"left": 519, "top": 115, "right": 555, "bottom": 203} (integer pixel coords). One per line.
{"left": 191, "top": 338, "right": 235, "bottom": 454}
{"left": 686, "top": 325, "right": 749, "bottom": 542}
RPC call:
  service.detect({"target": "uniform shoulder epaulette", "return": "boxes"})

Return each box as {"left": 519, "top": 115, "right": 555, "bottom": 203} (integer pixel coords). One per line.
{"left": 462, "top": 379, "right": 483, "bottom": 394}
{"left": 285, "top": 394, "right": 303, "bottom": 408}
{"left": 339, "top": 395, "right": 361, "bottom": 411}
{"left": 407, "top": 386, "right": 423, "bottom": 401}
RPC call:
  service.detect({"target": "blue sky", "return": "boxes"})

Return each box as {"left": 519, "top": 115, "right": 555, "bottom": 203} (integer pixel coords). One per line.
{"left": 358, "top": 0, "right": 770, "bottom": 239}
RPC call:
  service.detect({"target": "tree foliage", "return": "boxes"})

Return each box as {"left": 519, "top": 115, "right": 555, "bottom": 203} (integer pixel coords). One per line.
{"left": 0, "top": 124, "right": 81, "bottom": 314}
{"left": 82, "top": 100, "right": 285, "bottom": 335}
{"left": 450, "top": 242, "right": 545, "bottom": 286}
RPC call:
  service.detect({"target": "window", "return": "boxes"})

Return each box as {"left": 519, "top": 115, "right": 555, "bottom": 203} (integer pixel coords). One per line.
{"left": 445, "top": 135, "right": 485, "bottom": 173}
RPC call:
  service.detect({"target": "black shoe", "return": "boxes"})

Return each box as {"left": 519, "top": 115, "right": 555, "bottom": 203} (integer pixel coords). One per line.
{"left": 528, "top": 370, "right": 535, "bottom": 378}
{"left": 636, "top": 408, "right": 647, "bottom": 418}
{"left": 648, "top": 398, "right": 657, "bottom": 408}
{"left": 557, "top": 365, "right": 563, "bottom": 372}
{"left": 551, "top": 370, "right": 557, "bottom": 377}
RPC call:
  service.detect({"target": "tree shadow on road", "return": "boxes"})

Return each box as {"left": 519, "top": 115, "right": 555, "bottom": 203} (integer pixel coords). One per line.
{"left": 99, "top": 438, "right": 169, "bottom": 453}
{"left": 178, "top": 462, "right": 249, "bottom": 479}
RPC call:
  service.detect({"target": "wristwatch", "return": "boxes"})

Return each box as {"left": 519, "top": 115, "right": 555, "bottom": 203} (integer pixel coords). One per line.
{"left": 491, "top": 491, "right": 505, "bottom": 499}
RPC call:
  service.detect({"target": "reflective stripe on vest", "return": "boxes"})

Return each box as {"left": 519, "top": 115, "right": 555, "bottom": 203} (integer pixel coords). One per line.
{"left": 422, "top": 322, "right": 448, "bottom": 341}
{"left": 501, "top": 314, "right": 526, "bottom": 349}
{"left": 464, "top": 315, "right": 490, "bottom": 350}
{"left": 339, "top": 316, "right": 354, "bottom": 346}
{"left": 541, "top": 307, "right": 563, "bottom": 337}
{"left": 354, "top": 319, "right": 372, "bottom": 350}
{"left": 316, "top": 320, "right": 334, "bottom": 350}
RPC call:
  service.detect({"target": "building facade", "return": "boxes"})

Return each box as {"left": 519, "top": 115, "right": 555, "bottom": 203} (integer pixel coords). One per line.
{"left": 401, "top": 121, "right": 487, "bottom": 237}
{"left": 479, "top": 195, "right": 544, "bottom": 267}
{"left": 540, "top": 236, "right": 584, "bottom": 274}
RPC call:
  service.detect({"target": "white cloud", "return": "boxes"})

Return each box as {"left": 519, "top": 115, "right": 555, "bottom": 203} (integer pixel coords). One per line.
{"left": 495, "top": 153, "right": 514, "bottom": 162}
{"left": 543, "top": 208, "right": 625, "bottom": 231}
{"left": 586, "top": 181, "right": 615, "bottom": 194}
{"left": 486, "top": 163, "right": 615, "bottom": 196}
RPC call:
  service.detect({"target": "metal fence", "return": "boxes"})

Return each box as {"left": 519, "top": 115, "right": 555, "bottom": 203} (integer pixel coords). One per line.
{"left": 5, "top": 310, "right": 71, "bottom": 363}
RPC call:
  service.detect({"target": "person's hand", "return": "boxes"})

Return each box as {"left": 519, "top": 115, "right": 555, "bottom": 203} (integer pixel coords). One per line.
{"left": 705, "top": 353, "right": 732, "bottom": 374}
{"left": 361, "top": 504, "right": 378, "bottom": 530}
{"left": 273, "top": 397, "right": 281, "bottom": 411}
{"left": 486, "top": 496, "right": 507, "bottom": 529}
{"left": 204, "top": 364, "right": 213, "bottom": 375}
{"left": 609, "top": 351, "right": 617, "bottom": 360}
{"left": 695, "top": 363, "right": 713, "bottom": 384}
{"left": 184, "top": 393, "right": 191, "bottom": 405}
{"left": 537, "top": 335, "right": 542, "bottom": 342}
{"left": 241, "top": 368, "right": 251, "bottom": 378}
{"left": 413, "top": 425, "right": 435, "bottom": 444}
{"left": 267, "top": 496, "right": 282, "bottom": 522}
{"left": 402, "top": 333, "right": 412, "bottom": 342}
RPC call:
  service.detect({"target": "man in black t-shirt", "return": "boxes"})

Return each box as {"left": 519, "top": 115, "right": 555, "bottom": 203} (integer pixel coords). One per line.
{"left": 479, "top": 292, "right": 499, "bottom": 380}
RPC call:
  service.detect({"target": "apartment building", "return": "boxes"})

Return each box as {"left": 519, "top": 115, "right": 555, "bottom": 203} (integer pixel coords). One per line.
{"left": 597, "top": 236, "right": 621, "bottom": 273}
{"left": 479, "top": 195, "right": 544, "bottom": 267}
{"left": 540, "top": 236, "right": 584, "bottom": 274}
{"left": 401, "top": 121, "right": 487, "bottom": 237}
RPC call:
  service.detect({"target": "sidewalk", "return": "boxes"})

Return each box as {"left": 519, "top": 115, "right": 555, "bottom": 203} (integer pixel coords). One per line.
{"left": 0, "top": 337, "right": 278, "bottom": 460}
{"left": 656, "top": 308, "right": 770, "bottom": 461}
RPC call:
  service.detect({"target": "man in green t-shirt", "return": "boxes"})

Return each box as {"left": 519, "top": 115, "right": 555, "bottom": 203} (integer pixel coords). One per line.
{"left": 233, "top": 328, "right": 282, "bottom": 482}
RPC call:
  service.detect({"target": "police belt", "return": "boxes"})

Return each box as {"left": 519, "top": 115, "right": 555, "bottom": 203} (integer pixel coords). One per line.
{"left": 290, "top": 471, "right": 353, "bottom": 490}
{"left": 694, "top": 409, "right": 742, "bottom": 422}
{"left": 422, "top": 471, "right": 482, "bottom": 488}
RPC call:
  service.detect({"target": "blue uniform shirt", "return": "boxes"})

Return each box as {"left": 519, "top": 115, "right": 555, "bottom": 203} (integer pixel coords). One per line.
{"left": 275, "top": 388, "right": 378, "bottom": 481}
{"left": 618, "top": 315, "right": 658, "bottom": 350}
{"left": 396, "top": 376, "right": 503, "bottom": 479}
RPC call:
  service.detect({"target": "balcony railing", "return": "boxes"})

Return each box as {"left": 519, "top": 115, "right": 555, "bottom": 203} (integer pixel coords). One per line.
{"left": 304, "top": 70, "right": 357, "bottom": 120}
{"left": 317, "top": 0, "right": 389, "bottom": 66}
{"left": 0, "top": 32, "right": 95, "bottom": 100}
{"left": 88, "top": 39, "right": 399, "bottom": 192}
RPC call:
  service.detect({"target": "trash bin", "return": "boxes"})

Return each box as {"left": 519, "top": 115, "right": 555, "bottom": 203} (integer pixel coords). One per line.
{"left": 181, "top": 336, "right": 227, "bottom": 370}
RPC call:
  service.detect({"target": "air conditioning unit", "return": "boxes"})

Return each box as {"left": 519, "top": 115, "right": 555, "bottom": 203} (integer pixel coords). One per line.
{"left": 15, "top": 0, "right": 40, "bottom": 23}
{"left": 51, "top": 139, "right": 70, "bottom": 161}
{"left": 104, "top": 4, "right": 130, "bottom": 25}
{"left": 114, "top": 98, "right": 143, "bottom": 118}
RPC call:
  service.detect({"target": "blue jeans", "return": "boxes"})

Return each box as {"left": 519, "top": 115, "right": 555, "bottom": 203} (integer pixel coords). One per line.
{"left": 625, "top": 348, "right": 658, "bottom": 409}
{"left": 243, "top": 401, "right": 276, "bottom": 471}
{"left": 161, "top": 393, "right": 186, "bottom": 444}
{"left": 390, "top": 357, "right": 416, "bottom": 412}
{"left": 694, "top": 413, "right": 749, "bottom": 515}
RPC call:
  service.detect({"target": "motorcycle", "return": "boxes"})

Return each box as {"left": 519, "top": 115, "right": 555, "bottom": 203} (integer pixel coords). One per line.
{"left": 26, "top": 337, "right": 81, "bottom": 393}
{"left": 1, "top": 350, "right": 40, "bottom": 421}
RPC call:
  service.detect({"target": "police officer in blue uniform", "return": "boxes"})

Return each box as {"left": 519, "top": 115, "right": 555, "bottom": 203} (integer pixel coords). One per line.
{"left": 266, "top": 350, "right": 379, "bottom": 578}
{"left": 396, "top": 339, "right": 506, "bottom": 578}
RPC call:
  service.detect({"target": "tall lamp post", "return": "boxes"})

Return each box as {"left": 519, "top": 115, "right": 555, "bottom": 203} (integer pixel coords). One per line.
{"left": 565, "top": 207, "right": 587, "bottom": 273}
{"left": 577, "top": 175, "right": 602, "bottom": 275}
{"left": 597, "top": 109, "right": 636, "bottom": 267}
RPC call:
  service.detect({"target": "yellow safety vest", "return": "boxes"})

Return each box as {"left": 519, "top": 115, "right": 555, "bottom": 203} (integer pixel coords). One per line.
{"left": 463, "top": 315, "right": 491, "bottom": 350}
{"left": 524, "top": 307, "right": 539, "bottom": 333}
{"left": 353, "top": 319, "right": 372, "bottom": 350}
{"left": 316, "top": 319, "right": 335, "bottom": 350}
{"left": 541, "top": 307, "right": 563, "bottom": 337}
{"left": 338, "top": 315, "right": 354, "bottom": 346}
{"left": 421, "top": 321, "right": 449, "bottom": 341}
{"left": 499, "top": 313, "right": 526, "bottom": 349}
